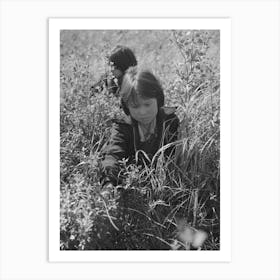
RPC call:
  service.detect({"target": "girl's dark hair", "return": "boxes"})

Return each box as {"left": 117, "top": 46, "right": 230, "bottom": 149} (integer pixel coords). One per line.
{"left": 108, "top": 45, "right": 137, "bottom": 73}
{"left": 120, "top": 66, "right": 165, "bottom": 115}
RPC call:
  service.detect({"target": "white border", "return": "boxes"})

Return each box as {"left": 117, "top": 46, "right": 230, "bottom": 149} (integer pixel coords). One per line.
{"left": 49, "top": 18, "right": 231, "bottom": 262}
{"left": 1, "top": 0, "right": 279, "bottom": 279}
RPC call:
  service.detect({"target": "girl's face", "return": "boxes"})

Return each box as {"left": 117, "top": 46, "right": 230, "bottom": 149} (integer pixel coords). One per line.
{"left": 112, "top": 68, "right": 123, "bottom": 79}
{"left": 109, "top": 64, "right": 123, "bottom": 79}
{"left": 128, "top": 96, "right": 158, "bottom": 125}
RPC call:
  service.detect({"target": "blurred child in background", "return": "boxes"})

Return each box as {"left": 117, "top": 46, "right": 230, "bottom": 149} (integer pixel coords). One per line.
{"left": 91, "top": 45, "right": 137, "bottom": 97}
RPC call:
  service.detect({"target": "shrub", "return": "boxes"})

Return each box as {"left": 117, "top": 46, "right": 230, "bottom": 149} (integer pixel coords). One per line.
{"left": 60, "top": 30, "right": 220, "bottom": 250}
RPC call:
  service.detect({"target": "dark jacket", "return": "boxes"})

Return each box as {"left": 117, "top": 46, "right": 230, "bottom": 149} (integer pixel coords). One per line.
{"left": 90, "top": 74, "right": 120, "bottom": 97}
{"left": 100, "top": 107, "right": 180, "bottom": 186}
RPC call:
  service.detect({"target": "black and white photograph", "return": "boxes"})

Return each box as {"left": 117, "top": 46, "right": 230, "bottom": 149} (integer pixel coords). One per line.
{"left": 49, "top": 18, "right": 231, "bottom": 260}
{"left": 59, "top": 29, "right": 220, "bottom": 251}
{"left": 1, "top": 0, "right": 279, "bottom": 279}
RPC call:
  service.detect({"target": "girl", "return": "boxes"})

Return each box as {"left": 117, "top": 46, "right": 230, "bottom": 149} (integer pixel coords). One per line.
{"left": 100, "top": 66, "right": 179, "bottom": 188}
{"left": 91, "top": 45, "right": 137, "bottom": 97}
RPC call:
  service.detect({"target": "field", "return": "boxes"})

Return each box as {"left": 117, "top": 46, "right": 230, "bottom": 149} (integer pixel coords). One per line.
{"left": 60, "top": 30, "right": 220, "bottom": 250}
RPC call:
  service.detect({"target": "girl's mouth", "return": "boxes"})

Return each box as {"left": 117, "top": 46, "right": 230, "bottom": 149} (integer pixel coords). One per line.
{"left": 139, "top": 117, "right": 152, "bottom": 123}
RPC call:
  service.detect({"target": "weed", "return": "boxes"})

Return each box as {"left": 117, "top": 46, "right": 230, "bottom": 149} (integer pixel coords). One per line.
{"left": 60, "top": 30, "right": 220, "bottom": 250}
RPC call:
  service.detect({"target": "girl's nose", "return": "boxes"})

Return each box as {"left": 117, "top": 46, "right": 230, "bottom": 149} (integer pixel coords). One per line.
{"left": 139, "top": 106, "right": 146, "bottom": 115}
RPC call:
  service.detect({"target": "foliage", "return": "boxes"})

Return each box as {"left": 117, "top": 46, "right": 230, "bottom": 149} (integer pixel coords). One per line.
{"left": 60, "top": 30, "right": 220, "bottom": 250}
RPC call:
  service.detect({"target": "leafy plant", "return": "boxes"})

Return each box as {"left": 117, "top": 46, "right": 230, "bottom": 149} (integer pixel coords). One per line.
{"left": 60, "top": 30, "right": 220, "bottom": 250}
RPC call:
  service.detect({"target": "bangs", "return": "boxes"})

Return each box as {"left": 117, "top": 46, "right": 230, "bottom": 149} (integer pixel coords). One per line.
{"left": 127, "top": 87, "right": 151, "bottom": 107}
{"left": 127, "top": 87, "right": 140, "bottom": 107}
{"left": 120, "top": 66, "right": 165, "bottom": 112}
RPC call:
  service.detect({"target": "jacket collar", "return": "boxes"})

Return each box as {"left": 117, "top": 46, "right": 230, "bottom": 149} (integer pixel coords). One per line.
{"left": 138, "top": 118, "right": 157, "bottom": 142}
{"left": 113, "top": 106, "right": 176, "bottom": 154}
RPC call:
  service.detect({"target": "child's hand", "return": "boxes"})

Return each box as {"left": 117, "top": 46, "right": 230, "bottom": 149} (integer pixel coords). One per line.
{"left": 100, "top": 183, "right": 114, "bottom": 200}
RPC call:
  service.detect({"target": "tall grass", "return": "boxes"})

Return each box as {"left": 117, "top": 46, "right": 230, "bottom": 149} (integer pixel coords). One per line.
{"left": 60, "top": 30, "right": 220, "bottom": 250}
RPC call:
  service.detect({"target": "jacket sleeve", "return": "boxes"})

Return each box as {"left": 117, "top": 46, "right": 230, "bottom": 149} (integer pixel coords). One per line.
{"left": 163, "top": 113, "right": 180, "bottom": 158}
{"left": 100, "top": 123, "right": 131, "bottom": 187}
{"left": 90, "top": 74, "right": 107, "bottom": 95}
